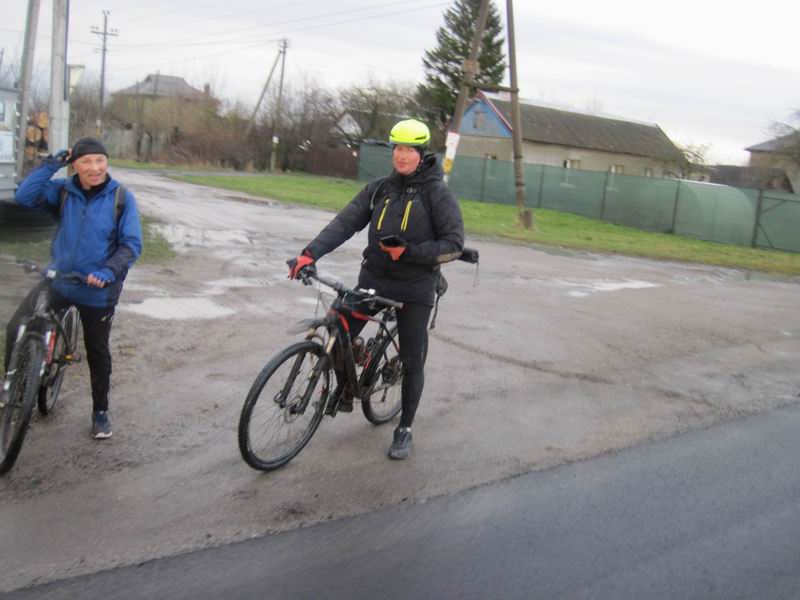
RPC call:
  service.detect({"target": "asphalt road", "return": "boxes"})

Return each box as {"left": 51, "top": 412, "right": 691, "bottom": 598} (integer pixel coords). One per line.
{"left": 10, "top": 402, "right": 800, "bottom": 600}
{"left": 1, "top": 168, "right": 799, "bottom": 592}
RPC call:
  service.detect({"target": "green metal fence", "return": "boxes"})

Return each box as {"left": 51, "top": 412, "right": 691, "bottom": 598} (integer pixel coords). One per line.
{"left": 358, "top": 144, "right": 800, "bottom": 253}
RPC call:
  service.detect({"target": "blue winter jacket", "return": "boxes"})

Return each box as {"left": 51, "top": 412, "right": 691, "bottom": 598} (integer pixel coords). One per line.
{"left": 14, "top": 161, "right": 143, "bottom": 307}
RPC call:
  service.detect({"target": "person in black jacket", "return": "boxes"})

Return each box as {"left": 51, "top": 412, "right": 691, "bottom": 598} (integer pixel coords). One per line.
{"left": 288, "top": 119, "right": 464, "bottom": 459}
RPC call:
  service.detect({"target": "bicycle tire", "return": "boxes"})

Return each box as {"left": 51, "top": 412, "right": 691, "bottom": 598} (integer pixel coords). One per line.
{"left": 0, "top": 337, "right": 44, "bottom": 475}
{"left": 238, "top": 341, "right": 329, "bottom": 472}
{"left": 38, "top": 307, "right": 80, "bottom": 415}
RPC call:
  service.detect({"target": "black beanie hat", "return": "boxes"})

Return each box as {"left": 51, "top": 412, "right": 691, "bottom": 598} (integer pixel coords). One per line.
{"left": 69, "top": 137, "right": 108, "bottom": 163}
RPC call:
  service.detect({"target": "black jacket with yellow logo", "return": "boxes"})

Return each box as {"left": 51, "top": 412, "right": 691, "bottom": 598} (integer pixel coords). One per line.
{"left": 305, "top": 154, "right": 464, "bottom": 306}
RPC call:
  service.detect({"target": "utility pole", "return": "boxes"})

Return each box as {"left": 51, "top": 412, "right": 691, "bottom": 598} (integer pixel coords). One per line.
{"left": 442, "top": 0, "right": 490, "bottom": 182}
{"left": 269, "top": 38, "right": 288, "bottom": 173}
{"left": 16, "top": 0, "right": 40, "bottom": 181}
{"left": 506, "top": 0, "right": 531, "bottom": 228}
{"left": 49, "top": 0, "right": 70, "bottom": 156}
{"left": 245, "top": 47, "right": 282, "bottom": 139}
{"left": 91, "top": 10, "right": 118, "bottom": 123}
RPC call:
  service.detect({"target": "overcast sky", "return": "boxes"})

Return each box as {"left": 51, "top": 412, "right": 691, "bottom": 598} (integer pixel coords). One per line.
{"left": 2, "top": 0, "right": 798, "bottom": 164}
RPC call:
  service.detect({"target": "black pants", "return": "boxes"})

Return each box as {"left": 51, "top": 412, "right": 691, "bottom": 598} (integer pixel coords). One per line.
{"left": 4, "top": 282, "right": 115, "bottom": 412}
{"left": 340, "top": 302, "right": 431, "bottom": 428}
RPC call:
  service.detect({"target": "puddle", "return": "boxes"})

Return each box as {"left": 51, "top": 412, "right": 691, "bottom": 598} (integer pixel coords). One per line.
{"left": 119, "top": 297, "right": 235, "bottom": 320}
{"left": 203, "top": 277, "right": 274, "bottom": 295}
{"left": 551, "top": 279, "right": 659, "bottom": 297}
{"left": 123, "top": 282, "right": 168, "bottom": 294}
{"left": 152, "top": 224, "right": 252, "bottom": 249}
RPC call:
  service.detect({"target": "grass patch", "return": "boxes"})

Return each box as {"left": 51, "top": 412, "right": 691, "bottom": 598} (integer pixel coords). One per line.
{"left": 0, "top": 236, "right": 52, "bottom": 264}
{"left": 111, "top": 158, "right": 185, "bottom": 171}
{"left": 175, "top": 172, "right": 800, "bottom": 275}
{"left": 139, "top": 215, "right": 176, "bottom": 264}
{"left": 178, "top": 172, "right": 361, "bottom": 212}
{"left": 0, "top": 217, "right": 174, "bottom": 267}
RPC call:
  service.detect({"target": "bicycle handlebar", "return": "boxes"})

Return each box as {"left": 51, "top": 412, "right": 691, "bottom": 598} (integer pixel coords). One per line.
{"left": 18, "top": 261, "right": 87, "bottom": 285}
{"left": 298, "top": 268, "right": 403, "bottom": 310}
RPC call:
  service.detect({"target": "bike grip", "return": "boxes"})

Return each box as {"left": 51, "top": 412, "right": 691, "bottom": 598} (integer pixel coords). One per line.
{"left": 459, "top": 248, "right": 480, "bottom": 264}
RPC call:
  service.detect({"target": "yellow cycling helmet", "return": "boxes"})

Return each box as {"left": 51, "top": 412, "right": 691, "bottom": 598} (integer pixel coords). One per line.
{"left": 389, "top": 119, "right": 431, "bottom": 148}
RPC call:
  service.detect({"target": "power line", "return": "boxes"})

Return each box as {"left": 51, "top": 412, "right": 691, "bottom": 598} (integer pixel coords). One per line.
{"left": 103, "top": 1, "right": 447, "bottom": 80}
{"left": 91, "top": 10, "right": 118, "bottom": 112}
{"left": 124, "top": 0, "right": 323, "bottom": 31}
{"left": 111, "top": 0, "right": 440, "bottom": 50}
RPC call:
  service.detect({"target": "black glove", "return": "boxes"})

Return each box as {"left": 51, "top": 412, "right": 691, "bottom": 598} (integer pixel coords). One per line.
{"left": 44, "top": 149, "right": 70, "bottom": 168}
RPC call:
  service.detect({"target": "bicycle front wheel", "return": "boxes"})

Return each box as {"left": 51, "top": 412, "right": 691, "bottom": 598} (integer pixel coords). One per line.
{"left": 38, "top": 307, "right": 80, "bottom": 415}
{"left": 238, "top": 341, "right": 330, "bottom": 472}
{"left": 1, "top": 337, "right": 44, "bottom": 475}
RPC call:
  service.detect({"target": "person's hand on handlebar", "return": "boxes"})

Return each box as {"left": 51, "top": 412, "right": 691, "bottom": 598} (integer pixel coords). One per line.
{"left": 87, "top": 270, "right": 114, "bottom": 288}
{"left": 287, "top": 251, "right": 315, "bottom": 279}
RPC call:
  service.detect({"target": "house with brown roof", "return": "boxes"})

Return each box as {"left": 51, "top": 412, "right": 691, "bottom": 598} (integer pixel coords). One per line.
{"left": 458, "top": 91, "right": 683, "bottom": 178}
{"left": 106, "top": 74, "right": 219, "bottom": 160}
{"left": 745, "top": 132, "right": 800, "bottom": 193}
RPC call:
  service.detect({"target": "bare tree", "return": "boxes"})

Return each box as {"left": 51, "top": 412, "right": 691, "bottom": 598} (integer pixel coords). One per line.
{"left": 771, "top": 109, "right": 800, "bottom": 167}
{"left": 337, "top": 78, "right": 418, "bottom": 146}
{"left": 664, "top": 142, "right": 713, "bottom": 180}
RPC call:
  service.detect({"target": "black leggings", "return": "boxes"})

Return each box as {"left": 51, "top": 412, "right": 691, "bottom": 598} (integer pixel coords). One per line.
{"left": 340, "top": 302, "right": 431, "bottom": 428}
{"left": 4, "top": 282, "right": 115, "bottom": 412}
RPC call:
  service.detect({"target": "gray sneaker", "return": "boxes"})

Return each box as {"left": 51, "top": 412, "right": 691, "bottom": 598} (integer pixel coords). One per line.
{"left": 92, "top": 410, "right": 112, "bottom": 439}
{"left": 388, "top": 426, "right": 412, "bottom": 460}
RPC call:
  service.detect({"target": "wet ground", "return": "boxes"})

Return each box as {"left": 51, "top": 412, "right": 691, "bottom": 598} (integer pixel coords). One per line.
{"left": 1, "top": 168, "right": 799, "bottom": 592}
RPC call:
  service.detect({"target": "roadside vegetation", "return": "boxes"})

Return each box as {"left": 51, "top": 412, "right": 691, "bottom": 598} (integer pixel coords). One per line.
{"left": 174, "top": 172, "right": 800, "bottom": 276}
{"left": 0, "top": 217, "right": 173, "bottom": 266}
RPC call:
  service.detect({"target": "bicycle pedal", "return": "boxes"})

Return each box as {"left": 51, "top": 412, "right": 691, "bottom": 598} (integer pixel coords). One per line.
{"left": 65, "top": 353, "right": 82, "bottom": 363}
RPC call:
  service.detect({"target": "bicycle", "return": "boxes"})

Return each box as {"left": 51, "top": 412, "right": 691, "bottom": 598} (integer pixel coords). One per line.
{"left": 238, "top": 248, "right": 479, "bottom": 472}
{"left": 0, "top": 262, "right": 82, "bottom": 475}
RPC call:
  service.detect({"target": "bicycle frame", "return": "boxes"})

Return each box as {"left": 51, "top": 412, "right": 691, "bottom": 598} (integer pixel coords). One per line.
{"left": 290, "top": 271, "right": 402, "bottom": 415}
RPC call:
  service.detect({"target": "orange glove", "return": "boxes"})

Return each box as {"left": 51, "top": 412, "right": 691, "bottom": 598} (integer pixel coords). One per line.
{"left": 288, "top": 253, "right": 314, "bottom": 279}
{"left": 379, "top": 243, "right": 406, "bottom": 261}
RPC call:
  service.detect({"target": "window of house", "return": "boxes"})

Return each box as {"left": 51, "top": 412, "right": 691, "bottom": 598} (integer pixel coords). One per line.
{"left": 609, "top": 164, "right": 624, "bottom": 174}
{"left": 473, "top": 108, "right": 486, "bottom": 130}
{"left": 643, "top": 167, "right": 654, "bottom": 178}
{"left": 561, "top": 159, "right": 580, "bottom": 186}
{"left": 485, "top": 154, "right": 498, "bottom": 175}
{"left": 0, "top": 101, "right": 6, "bottom": 127}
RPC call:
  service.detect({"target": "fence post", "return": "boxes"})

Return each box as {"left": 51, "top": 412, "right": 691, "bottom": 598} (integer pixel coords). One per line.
{"left": 670, "top": 180, "right": 681, "bottom": 234}
{"left": 536, "top": 165, "right": 545, "bottom": 208}
{"left": 479, "top": 155, "right": 488, "bottom": 202}
{"left": 751, "top": 188, "right": 764, "bottom": 248}
{"left": 599, "top": 170, "right": 610, "bottom": 220}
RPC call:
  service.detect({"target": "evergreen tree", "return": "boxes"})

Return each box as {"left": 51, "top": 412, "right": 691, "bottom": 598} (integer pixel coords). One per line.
{"left": 417, "top": 0, "right": 506, "bottom": 129}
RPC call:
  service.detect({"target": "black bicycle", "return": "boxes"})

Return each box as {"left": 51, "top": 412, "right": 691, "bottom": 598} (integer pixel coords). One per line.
{"left": 0, "top": 262, "right": 82, "bottom": 475}
{"left": 238, "top": 248, "right": 479, "bottom": 472}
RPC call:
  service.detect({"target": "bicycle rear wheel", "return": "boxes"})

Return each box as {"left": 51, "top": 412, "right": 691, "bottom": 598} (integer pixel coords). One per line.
{"left": 238, "top": 341, "right": 330, "bottom": 472}
{"left": 38, "top": 307, "right": 80, "bottom": 415}
{"left": 1, "top": 338, "right": 44, "bottom": 475}
{"left": 361, "top": 328, "right": 402, "bottom": 424}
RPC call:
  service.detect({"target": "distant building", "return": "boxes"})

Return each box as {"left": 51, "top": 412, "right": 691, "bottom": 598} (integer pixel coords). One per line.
{"left": 746, "top": 133, "right": 800, "bottom": 193}
{"left": 113, "top": 73, "right": 214, "bottom": 103}
{"left": 107, "top": 74, "right": 218, "bottom": 160}
{"left": 708, "top": 164, "right": 793, "bottom": 193}
{"left": 458, "top": 91, "right": 683, "bottom": 177}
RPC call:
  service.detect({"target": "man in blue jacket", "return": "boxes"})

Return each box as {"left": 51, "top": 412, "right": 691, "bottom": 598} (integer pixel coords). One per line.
{"left": 5, "top": 137, "right": 142, "bottom": 438}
